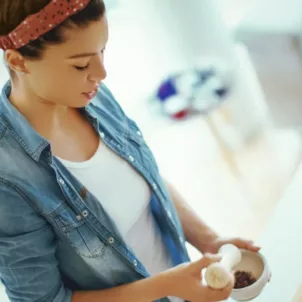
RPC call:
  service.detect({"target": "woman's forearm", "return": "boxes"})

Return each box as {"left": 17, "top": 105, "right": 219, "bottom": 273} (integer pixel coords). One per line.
{"left": 72, "top": 272, "right": 170, "bottom": 302}
{"left": 164, "top": 180, "right": 218, "bottom": 251}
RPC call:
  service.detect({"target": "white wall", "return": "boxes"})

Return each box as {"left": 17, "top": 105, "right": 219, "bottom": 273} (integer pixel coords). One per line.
{"left": 0, "top": 51, "right": 9, "bottom": 87}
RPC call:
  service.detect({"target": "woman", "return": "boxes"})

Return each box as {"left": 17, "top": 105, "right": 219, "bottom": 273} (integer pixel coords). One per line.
{"left": 0, "top": 1, "right": 260, "bottom": 301}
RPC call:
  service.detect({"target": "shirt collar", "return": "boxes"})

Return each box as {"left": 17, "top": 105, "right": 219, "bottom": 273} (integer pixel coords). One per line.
{"left": 0, "top": 81, "right": 50, "bottom": 161}
{"left": 0, "top": 81, "right": 99, "bottom": 162}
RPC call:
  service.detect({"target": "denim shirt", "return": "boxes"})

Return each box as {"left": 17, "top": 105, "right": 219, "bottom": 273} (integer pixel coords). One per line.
{"left": 0, "top": 82, "right": 190, "bottom": 302}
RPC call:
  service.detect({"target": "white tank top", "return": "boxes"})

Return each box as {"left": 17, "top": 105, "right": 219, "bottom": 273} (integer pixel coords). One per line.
{"left": 57, "top": 140, "right": 182, "bottom": 301}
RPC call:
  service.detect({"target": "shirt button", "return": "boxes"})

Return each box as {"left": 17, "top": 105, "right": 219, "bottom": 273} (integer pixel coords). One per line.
{"left": 167, "top": 211, "right": 172, "bottom": 219}
{"left": 133, "top": 260, "right": 138, "bottom": 267}
{"left": 136, "top": 131, "right": 142, "bottom": 136}
{"left": 59, "top": 178, "right": 65, "bottom": 185}
{"left": 129, "top": 155, "right": 134, "bottom": 162}
{"left": 152, "top": 183, "right": 157, "bottom": 190}
{"left": 100, "top": 132, "right": 105, "bottom": 138}
{"left": 76, "top": 215, "right": 82, "bottom": 221}
{"left": 108, "top": 237, "right": 115, "bottom": 244}
{"left": 82, "top": 210, "right": 89, "bottom": 217}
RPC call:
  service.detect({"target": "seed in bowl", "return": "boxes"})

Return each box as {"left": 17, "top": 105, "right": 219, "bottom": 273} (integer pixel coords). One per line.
{"left": 234, "top": 271, "right": 257, "bottom": 289}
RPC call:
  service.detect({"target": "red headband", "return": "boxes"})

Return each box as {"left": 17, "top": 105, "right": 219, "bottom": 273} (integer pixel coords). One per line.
{"left": 0, "top": 0, "right": 91, "bottom": 51}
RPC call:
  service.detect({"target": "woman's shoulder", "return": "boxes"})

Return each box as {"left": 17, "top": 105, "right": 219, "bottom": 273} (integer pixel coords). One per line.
{"left": 0, "top": 119, "right": 47, "bottom": 193}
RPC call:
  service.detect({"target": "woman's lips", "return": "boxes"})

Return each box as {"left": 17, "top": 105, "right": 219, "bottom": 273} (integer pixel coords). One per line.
{"left": 82, "top": 89, "right": 98, "bottom": 100}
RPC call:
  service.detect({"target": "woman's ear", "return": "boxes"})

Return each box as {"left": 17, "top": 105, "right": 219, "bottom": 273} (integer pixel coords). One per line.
{"left": 5, "top": 50, "right": 28, "bottom": 74}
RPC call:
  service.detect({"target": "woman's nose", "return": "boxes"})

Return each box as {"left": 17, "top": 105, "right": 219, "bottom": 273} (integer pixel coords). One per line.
{"left": 88, "top": 55, "right": 107, "bottom": 83}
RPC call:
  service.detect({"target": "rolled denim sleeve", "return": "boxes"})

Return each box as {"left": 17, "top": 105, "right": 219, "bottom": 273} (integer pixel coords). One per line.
{"left": 0, "top": 180, "right": 72, "bottom": 302}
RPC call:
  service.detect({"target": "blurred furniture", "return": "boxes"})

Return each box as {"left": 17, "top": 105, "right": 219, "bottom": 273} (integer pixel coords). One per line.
{"left": 235, "top": 0, "right": 302, "bottom": 36}
{"left": 220, "top": 0, "right": 302, "bottom": 55}
{"left": 107, "top": 0, "right": 271, "bottom": 143}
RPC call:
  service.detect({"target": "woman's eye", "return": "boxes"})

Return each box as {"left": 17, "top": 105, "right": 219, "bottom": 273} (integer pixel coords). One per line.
{"left": 74, "top": 64, "right": 89, "bottom": 71}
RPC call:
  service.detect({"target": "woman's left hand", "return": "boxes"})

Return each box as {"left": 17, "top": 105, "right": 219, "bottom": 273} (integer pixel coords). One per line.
{"left": 201, "top": 237, "right": 261, "bottom": 254}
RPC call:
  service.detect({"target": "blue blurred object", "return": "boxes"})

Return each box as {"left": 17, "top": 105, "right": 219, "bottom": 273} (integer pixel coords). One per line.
{"left": 153, "top": 62, "right": 232, "bottom": 120}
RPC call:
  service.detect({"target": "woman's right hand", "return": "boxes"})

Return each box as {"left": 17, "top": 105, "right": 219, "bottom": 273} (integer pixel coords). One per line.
{"left": 164, "top": 254, "right": 235, "bottom": 301}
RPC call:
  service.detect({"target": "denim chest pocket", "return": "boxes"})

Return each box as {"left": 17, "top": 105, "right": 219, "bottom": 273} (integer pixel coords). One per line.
{"left": 53, "top": 206, "right": 106, "bottom": 258}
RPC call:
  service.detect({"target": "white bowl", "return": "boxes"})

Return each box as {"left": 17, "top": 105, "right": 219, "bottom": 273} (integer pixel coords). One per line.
{"left": 231, "top": 250, "right": 270, "bottom": 301}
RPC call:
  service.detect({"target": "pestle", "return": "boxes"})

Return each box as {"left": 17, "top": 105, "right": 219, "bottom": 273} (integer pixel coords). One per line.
{"left": 205, "top": 244, "right": 242, "bottom": 289}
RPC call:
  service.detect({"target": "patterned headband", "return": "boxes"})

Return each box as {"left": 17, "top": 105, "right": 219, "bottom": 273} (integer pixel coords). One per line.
{"left": 0, "top": 0, "right": 91, "bottom": 51}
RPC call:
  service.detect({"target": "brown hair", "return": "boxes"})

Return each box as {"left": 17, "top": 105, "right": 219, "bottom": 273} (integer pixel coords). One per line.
{"left": 0, "top": 0, "right": 106, "bottom": 59}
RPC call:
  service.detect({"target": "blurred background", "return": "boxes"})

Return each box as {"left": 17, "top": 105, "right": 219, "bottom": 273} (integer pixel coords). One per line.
{"left": 1, "top": 0, "right": 302, "bottom": 261}
{"left": 102, "top": 0, "right": 302, "bottom": 259}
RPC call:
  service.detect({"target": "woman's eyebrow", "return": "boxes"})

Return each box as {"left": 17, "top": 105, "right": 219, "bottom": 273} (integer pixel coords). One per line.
{"left": 67, "top": 52, "right": 98, "bottom": 59}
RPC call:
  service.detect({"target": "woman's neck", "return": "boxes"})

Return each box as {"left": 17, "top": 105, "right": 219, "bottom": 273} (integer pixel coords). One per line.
{"left": 9, "top": 81, "right": 71, "bottom": 140}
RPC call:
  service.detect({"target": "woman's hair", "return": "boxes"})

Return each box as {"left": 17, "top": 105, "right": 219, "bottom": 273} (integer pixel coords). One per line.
{"left": 0, "top": 0, "right": 106, "bottom": 59}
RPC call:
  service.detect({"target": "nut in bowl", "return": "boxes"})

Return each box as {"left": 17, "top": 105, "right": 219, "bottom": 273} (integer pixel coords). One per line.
{"left": 231, "top": 249, "right": 270, "bottom": 301}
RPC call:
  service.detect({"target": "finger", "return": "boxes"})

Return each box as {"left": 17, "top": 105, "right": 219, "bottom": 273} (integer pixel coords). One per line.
{"left": 191, "top": 254, "right": 221, "bottom": 275}
{"left": 198, "top": 253, "right": 222, "bottom": 268}
{"left": 230, "top": 238, "right": 261, "bottom": 252}
{"left": 242, "top": 239, "right": 261, "bottom": 251}
{"left": 207, "top": 275, "right": 235, "bottom": 301}
{"left": 248, "top": 245, "right": 261, "bottom": 252}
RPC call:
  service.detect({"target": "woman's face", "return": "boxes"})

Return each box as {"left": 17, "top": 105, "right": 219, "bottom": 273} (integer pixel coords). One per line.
{"left": 15, "top": 15, "right": 108, "bottom": 108}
